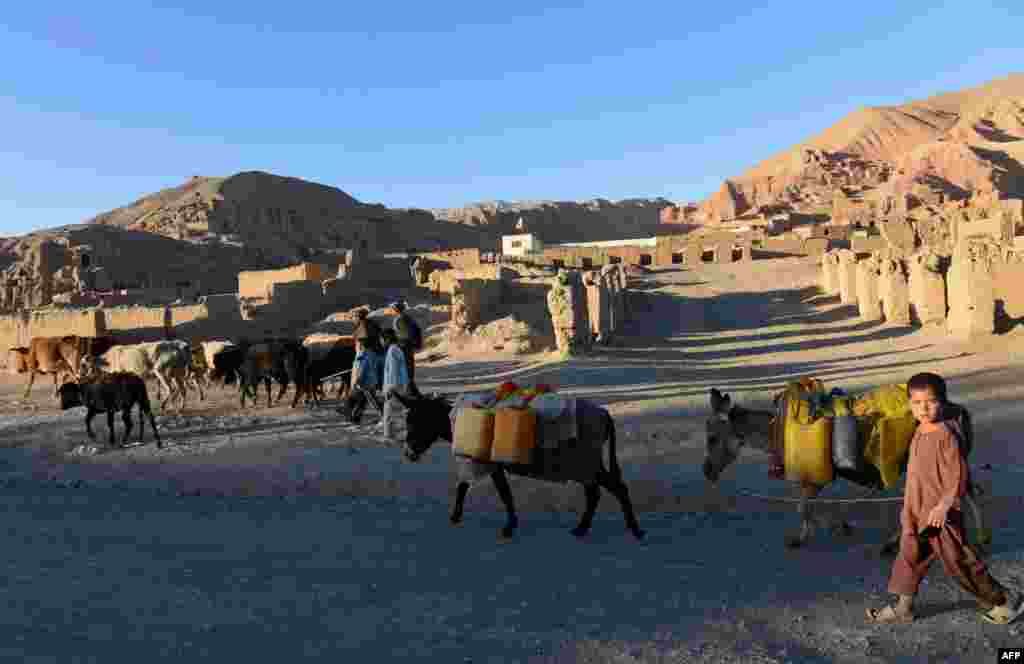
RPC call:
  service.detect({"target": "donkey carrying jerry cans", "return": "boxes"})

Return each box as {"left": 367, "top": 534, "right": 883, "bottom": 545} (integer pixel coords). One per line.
{"left": 396, "top": 382, "right": 644, "bottom": 541}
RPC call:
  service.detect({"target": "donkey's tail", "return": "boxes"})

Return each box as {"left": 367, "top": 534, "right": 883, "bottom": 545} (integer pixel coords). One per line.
{"left": 606, "top": 410, "right": 622, "bottom": 481}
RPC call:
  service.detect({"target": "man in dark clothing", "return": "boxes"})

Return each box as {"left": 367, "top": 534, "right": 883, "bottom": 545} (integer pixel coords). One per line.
{"left": 352, "top": 308, "right": 382, "bottom": 352}
{"left": 391, "top": 301, "right": 422, "bottom": 396}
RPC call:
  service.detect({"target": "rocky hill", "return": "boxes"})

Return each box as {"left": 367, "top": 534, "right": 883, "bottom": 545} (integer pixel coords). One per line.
{"left": 83, "top": 171, "right": 488, "bottom": 258}
{"left": 662, "top": 73, "right": 1024, "bottom": 226}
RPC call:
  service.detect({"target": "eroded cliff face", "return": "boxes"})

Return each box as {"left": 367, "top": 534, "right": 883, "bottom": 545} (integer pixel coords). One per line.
{"left": 0, "top": 225, "right": 272, "bottom": 312}
{"left": 430, "top": 198, "right": 671, "bottom": 244}
{"left": 686, "top": 74, "right": 1024, "bottom": 227}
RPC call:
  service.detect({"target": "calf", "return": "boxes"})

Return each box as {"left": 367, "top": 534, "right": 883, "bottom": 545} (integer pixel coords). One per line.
{"left": 58, "top": 372, "right": 162, "bottom": 448}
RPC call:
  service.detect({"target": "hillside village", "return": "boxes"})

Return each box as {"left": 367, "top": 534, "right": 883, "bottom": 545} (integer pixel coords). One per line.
{"left": 2, "top": 75, "right": 1024, "bottom": 361}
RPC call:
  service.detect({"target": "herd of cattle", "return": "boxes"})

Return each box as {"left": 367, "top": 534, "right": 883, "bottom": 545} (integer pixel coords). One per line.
{"left": 8, "top": 334, "right": 359, "bottom": 446}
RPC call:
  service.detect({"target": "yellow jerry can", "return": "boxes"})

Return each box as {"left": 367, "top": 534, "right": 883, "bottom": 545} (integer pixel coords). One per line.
{"left": 863, "top": 414, "right": 918, "bottom": 489}
{"left": 784, "top": 416, "right": 834, "bottom": 485}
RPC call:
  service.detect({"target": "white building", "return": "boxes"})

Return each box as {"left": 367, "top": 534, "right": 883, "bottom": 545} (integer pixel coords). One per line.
{"left": 501, "top": 233, "right": 544, "bottom": 257}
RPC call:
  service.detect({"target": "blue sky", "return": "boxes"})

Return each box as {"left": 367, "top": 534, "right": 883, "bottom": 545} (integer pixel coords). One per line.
{"left": 1, "top": 1, "right": 1021, "bottom": 236}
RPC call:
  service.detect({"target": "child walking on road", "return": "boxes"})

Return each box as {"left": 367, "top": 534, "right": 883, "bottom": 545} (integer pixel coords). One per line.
{"left": 866, "top": 372, "right": 1022, "bottom": 625}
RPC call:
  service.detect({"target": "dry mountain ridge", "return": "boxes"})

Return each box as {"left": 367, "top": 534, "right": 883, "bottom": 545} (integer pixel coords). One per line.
{"left": 687, "top": 72, "right": 1024, "bottom": 224}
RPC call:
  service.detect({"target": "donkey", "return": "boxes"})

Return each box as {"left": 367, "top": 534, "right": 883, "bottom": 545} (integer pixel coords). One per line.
{"left": 702, "top": 387, "right": 986, "bottom": 551}
{"left": 395, "top": 392, "right": 645, "bottom": 541}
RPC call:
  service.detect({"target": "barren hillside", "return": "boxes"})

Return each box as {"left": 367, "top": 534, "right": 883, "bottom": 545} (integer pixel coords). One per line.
{"left": 678, "top": 72, "right": 1024, "bottom": 224}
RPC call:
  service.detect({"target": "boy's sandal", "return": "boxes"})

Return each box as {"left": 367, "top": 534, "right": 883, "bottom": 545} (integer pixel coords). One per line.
{"left": 865, "top": 605, "right": 915, "bottom": 624}
{"left": 980, "top": 596, "right": 1024, "bottom": 625}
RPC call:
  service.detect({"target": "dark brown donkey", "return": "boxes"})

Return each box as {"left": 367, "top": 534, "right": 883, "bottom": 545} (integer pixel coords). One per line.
{"left": 702, "top": 388, "right": 987, "bottom": 551}
{"left": 397, "top": 393, "right": 645, "bottom": 542}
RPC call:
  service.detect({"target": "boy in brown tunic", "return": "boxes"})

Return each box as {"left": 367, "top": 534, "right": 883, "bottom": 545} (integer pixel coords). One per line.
{"left": 866, "top": 372, "right": 1022, "bottom": 624}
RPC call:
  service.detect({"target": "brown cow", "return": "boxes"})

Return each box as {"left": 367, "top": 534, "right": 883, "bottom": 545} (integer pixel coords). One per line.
{"left": 8, "top": 335, "right": 119, "bottom": 400}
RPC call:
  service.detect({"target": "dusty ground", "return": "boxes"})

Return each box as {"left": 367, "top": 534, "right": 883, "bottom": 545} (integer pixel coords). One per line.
{"left": 4, "top": 256, "right": 1024, "bottom": 662}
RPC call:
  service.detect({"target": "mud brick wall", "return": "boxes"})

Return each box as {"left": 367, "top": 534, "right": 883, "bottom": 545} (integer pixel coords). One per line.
{"left": 451, "top": 278, "right": 504, "bottom": 330}
{"left": 762, "top": 235, "right": 804, "bottom": 255}
{"left": 200, "top": 294, "right": 242, "bottom": 320}
{"left": 238, "top": 263, "right": 332, "bottom": 299}
{"left": 423, "top": 248, "right": 481, "bottom": 270}
{"left": 947, "top": 242, "right": 997, "bottom": 339}
{"left": 803, "top": 237, "right": 830, "bottom": 258}
{"left": 427, "top": 265, "right": 514, "bottom": 296}
{"left": 821, "top": 251, "right": 840, "bottom": 295}
{"left": 992, "top": 261, "right": 1024, "bottom": 324}
{"left": 907, "top": 253, "right": 947, "bottom": 325}
{"left": 1, "top": 309, "right": 108, "bottom": 367}
{"left": 851, "top": 235, "right": 887, "bottom": 254}
{"left": 264, "top": 280, "right": 325, "bottom": 324}
{"left": 104, "top": 305, "right": 171, "bottom": 343}
{"left": 346, "top": 257, "right": 413, "bottom": 290}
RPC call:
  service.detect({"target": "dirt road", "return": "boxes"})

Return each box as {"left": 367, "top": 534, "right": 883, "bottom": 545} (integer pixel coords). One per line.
{"left": 3, "top": 257, "right": 1024, "bottom": 662}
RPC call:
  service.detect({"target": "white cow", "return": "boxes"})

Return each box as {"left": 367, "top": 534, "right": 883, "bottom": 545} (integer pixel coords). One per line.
{"left": 82, "top": 340, "right": 192, "bottom": 412}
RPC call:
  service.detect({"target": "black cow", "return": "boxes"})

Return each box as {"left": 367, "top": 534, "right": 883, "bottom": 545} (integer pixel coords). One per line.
{"left": 211, "top": 345, "right": 245, "bottom": 386}
{"left": 306, "top": 341, "right": 357, "bottom": 405}
{"left": 236, "top": 339, "right": 309, "bottom": 408}
{"left": 57, "top": 372, "right": 162, "bottom": 448}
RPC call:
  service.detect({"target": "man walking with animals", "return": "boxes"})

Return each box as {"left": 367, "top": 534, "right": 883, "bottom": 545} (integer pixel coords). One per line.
{"left": 390, "top": 300, "right": 422, "bottom": 397}
{"left": 866, "top": 372, "right": 1022, "bottom": 625}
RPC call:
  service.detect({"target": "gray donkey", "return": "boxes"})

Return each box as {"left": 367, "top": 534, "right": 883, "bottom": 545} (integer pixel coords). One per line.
{"left": 703, "top": 388, "right": 987, "bottom": 551}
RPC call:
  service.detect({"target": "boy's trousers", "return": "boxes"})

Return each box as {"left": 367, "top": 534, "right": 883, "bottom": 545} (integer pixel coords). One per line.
{"left": 888, "top": 509, "right": 1007, "bottom": 609}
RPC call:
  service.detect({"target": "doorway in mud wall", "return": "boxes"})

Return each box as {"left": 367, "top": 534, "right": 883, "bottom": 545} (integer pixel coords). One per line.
{"left": 731, "top": 246, "right": 744, "bottom": 261}
{"left": 639, "top": 254, "right": 652, "bottom": 266}
{"left": 701, "top": 249, "right": 716, "bottom": 263}
{"left": 581, "top": 257, "right": 593, "bottom": 269}
{"left": 671, "top": 252, "right": 684, "bottom": 265}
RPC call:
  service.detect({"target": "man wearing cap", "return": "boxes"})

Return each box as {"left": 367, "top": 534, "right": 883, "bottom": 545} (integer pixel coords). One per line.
{"left": 390, "top": 301, "right": 422, "bottom": 397}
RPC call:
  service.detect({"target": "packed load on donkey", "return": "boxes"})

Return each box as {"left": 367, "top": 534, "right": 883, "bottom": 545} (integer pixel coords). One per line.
{"left": 773, "top": 377, "right": 975, "bottom": 491}
{"left": 448, "top": 381, "right": 586, "bottom": 478}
